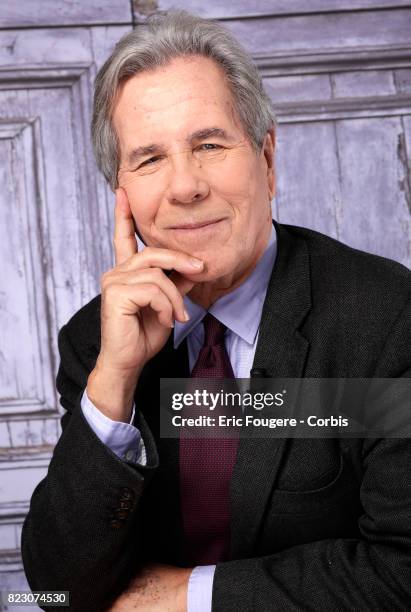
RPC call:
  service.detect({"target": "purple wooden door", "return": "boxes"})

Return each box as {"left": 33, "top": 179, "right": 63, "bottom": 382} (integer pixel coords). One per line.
{"left": 0, "top": 0, "right": 410, "bottom": 600}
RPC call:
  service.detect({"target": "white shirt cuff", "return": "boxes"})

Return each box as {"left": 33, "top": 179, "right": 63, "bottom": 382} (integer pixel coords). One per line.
{"left": 187, "top": 565, "right": 215, "bottom": 612}
{"left": 81, "top": 388, "right": 147, "bottom": 464}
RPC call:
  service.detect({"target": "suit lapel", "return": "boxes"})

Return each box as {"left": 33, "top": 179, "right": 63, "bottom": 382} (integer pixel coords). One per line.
{"left": 230, "top": 222, "right": 312, "bottom": 559}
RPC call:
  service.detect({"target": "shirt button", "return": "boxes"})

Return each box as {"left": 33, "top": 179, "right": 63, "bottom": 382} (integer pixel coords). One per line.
{"left": 125, "top": 450, "right": 135, "bottom": 461}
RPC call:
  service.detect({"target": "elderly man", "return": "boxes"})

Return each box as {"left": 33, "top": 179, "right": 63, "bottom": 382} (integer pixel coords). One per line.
{"left": 22, "top": 10, "right": 411, "bottom": 612}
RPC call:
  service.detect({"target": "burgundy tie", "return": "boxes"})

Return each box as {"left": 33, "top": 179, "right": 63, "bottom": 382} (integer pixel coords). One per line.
{"left": 179, "top": 313, "right": 239, "bottom": 565}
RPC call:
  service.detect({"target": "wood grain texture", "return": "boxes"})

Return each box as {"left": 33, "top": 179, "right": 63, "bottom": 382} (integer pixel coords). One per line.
{"left": 0, "top": 422, "right": 11, "bottom": 447}
{"left": 276, "top": 114, "right": 411, "bottom": 267}
{"left": 0, "top": 16, "right": 135, "bottom": 579}
{"left": 1, "top": 0, "right": 132, "bottom": 28}
{"left": 0, "top": 448, "right": 53, "bottom": 566}
{"left": 0, "top": 570, "right": 37, "bottom": 610}
{"left": 222, "top": 9, "right": 411, "bottom": 56}
{"left": 0, "top": 120, "right": 56, "bottom": 417}
{"left": 0, "top": 26, "right": 134, "bottom": 557}
{"left": 337, "top": 116, "right": 410, "bottom": 262}
{"left": 270, "top": 60, "right": 411, "bottom": 267}
{"left": 0, "top": 27, "right": 92, "bottom": 65}
{"left": 133, "top": 0, "right": 411, "bottom": 20}
{"left": 394, "top": 68, "right": 411, "bottom": 94}
{"left": 90, "top": 25, "right": 132, "bottom": 69}
{"left": 275, "top": 120, "right": 343, "bottom": 239}
{"left": 0, "top": 60, "right": 116, "bottom": 341}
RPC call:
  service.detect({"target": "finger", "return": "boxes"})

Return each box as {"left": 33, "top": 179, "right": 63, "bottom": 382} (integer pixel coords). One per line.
{"left": 124, "top": 283, "right": 174, "bottom": 328}
{"left": 119, "top": 246, "right": 204, "bottom": 275}
{"left": 112, "top": 268, "right": 189, "bottom": 323}
{"left": 113, "top": 187, "right": 138, "bottom": 265}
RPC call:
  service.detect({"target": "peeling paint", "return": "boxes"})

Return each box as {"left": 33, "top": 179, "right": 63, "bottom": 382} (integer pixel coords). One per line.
{"left": 397, "top": 132, "right": 411, "bottom": 215}
{"left": 5, "top": 36, "right": 17, "bottom": 55}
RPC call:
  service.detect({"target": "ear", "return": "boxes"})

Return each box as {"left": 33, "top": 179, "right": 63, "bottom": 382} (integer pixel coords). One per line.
{"left": 262, "top": 127, "right": 276, "bottom": 200}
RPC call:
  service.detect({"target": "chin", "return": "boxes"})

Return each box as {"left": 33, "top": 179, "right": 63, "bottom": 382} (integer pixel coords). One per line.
{"left": 189, "top": 256, "right": 236, "bottom": 282}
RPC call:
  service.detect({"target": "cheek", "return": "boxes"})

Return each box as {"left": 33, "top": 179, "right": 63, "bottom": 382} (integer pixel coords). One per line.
{"left": 124, "top": 182, "right": 160, "bottom": 227}
{"left": 208, "top": 151, "right": 255, "bottom": 193}
{"left": 208, "top": 157, "right": 264, "bottom": 217}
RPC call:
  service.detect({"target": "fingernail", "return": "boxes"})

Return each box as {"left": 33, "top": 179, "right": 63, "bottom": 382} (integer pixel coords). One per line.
{"left": 189, "top": 258, "right": 203, "bottom": 269}
{"left": 183, "top": 309, "right": 190, "bottom": 321}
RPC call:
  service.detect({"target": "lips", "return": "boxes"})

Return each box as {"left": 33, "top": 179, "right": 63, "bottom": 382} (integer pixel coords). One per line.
{"left": 169, "top": 218, "right": 224, "bottom": 230}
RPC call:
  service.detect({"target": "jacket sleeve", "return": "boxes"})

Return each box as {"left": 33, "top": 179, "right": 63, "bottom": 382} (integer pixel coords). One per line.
{"left": 21, "top": 318, "right": 159, "bottom": 612}
{"left": 212, "top": 299, "right": 411, "bottom": 611}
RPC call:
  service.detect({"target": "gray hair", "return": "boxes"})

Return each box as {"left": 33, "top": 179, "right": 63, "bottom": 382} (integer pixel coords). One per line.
{"left": 91, "top": 9, "right": 276, "bottom": 190}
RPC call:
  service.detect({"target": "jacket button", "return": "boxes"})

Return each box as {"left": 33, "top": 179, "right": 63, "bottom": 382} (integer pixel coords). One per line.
{"left": 120, "top": 487, "right": 134, "bottom": 501}
{"left": 114, "top": 509, "right": 129, "bottom": 520}
{"left": 119, "top": 499, "right": 132, "bottom": 510}
{"left": 250, "top": 367, "right": 267, "bottom": 377}
{"left": 110, "top": 519, "right": 123, "bottom": 529}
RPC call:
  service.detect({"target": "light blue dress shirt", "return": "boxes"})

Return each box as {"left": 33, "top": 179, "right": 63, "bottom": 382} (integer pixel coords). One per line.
{"left": 81, "top": 222, "right": 277, "bottom": 611}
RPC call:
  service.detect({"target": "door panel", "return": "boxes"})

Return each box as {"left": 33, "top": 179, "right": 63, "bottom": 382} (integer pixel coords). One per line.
{"left": 0, "top": 17, "right": 132, "bottom": 594}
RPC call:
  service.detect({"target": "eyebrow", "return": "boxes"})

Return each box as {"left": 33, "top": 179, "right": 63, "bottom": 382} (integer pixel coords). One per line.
{"left": 125, "top": 127, "right": 232, "bottom": 166}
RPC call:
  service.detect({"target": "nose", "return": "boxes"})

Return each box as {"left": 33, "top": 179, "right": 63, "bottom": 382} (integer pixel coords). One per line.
{"left": 166, "top": 152, "right": 210, "bottom": 205}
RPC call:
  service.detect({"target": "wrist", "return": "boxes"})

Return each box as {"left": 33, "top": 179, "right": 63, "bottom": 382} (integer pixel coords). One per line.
{"left": 86, "top": 360, "right": 140, "bottom": 423}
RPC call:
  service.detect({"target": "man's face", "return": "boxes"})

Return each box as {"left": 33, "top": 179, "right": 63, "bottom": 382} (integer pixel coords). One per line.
{"left": 113, "top": 55, "right": 275, "bottom": 282}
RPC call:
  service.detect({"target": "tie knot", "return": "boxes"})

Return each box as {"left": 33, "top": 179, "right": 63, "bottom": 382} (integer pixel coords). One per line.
{"left": 202, "top": 313, "right": 227, "bottom": 347}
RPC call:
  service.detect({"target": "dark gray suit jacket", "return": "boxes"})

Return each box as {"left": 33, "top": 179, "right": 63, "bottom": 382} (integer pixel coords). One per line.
{"left": 21, "top": 222, "right": 411, "bottom": 611}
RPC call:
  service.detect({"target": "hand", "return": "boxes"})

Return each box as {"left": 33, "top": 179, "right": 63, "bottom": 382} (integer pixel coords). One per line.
{"left": 87, "top": 188, "right": 204, "bottom": 421}
{"left": 106, "top": 563, "right": 191, "bottom": 612}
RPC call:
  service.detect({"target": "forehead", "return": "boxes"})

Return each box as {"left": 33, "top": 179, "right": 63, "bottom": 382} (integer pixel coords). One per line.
{"left": 112, "top": 55, "right": 242, "bottom": 146}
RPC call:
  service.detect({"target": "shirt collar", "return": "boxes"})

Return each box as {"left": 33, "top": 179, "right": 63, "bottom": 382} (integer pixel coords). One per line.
{"left": 174, "top": 221, "right": 277, "bottom": 348}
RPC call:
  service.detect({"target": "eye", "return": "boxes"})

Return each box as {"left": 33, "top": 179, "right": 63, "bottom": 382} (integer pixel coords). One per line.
{"left": 197, "top": 143, "right": 223, "bottom": 151}
{"left": 138, "top": 155, "right": 163, "bottom": 169}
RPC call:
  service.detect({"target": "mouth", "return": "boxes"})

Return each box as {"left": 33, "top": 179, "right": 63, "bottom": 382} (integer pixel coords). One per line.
{"left": 168, "top": 218, "right": 225, "bottom": 231}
